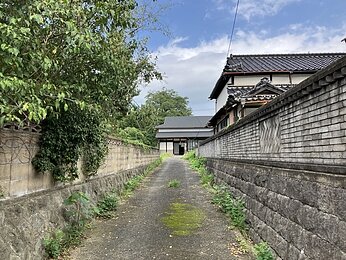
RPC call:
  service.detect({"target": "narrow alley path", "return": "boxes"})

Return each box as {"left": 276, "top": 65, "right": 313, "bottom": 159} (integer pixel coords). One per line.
{"left": 69, "top": 157, "right": 252, "bottom": 260}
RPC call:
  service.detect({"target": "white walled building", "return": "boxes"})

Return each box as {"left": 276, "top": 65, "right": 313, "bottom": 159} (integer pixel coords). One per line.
{"left": 156, "top": 116, "right": 213, "bottom": 155}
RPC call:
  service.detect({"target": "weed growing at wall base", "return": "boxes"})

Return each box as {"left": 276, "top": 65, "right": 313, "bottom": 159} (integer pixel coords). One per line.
{"left": 121, "top": 154, "right": 168, "bottom": 197}
{"left": 43, "top": 229, "right": 64, "bottom": 259}
{"left": 212, "top": 186, "right": 247, "bottom": 231}
{"left": 44, "top": 190, "right": 118, "bottom": 259}
{"left": 184, "top": 150, "right": 274, "bottom": 260}
{"left": 254, "top": 242, "right": 274, "bottom": 260}
{"left": 95, "top": 192, "right": 119, "bottom": 219}
{"left": 183, "top": 151, "right": 214, "bottom": 188}
{"left": 44, "top": 191, "right": 92, "bottom": 259}
{"left": 122, "top": 174, "right": 145, "bottom": 197}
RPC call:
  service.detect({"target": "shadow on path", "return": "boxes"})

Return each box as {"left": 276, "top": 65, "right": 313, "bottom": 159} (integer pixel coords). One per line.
{"left": 68, "top": 157, "right": 253, "bottom": 260}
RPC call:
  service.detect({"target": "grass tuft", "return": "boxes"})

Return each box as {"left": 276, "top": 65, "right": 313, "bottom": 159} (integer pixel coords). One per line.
{"left": 254, "top": 242, "right": 274, "bottom": 260}
{"left": 168, "top": 179, "right": 181, "bottom": 188}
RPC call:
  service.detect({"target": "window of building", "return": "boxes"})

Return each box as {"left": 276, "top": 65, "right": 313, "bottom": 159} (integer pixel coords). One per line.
{"left": 217, "top": 116, "right": 229, "bottom": 132}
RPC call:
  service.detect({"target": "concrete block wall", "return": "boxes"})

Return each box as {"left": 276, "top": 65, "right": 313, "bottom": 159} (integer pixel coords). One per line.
{"left": 0, "top": 130, "right": 159, "bottom": 199}
{"left": 199, "top": 56, "right": 346, "bottom": 259}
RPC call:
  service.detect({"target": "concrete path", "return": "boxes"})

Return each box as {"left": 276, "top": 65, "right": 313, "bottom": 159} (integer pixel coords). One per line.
{"left": 68, "top": 157, "right": 253, "bottom": 260}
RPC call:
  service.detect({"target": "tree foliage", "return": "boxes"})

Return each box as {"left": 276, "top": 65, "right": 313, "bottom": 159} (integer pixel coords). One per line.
{"left": 0, "top": 0, "right": 163, "bottom": 181}
{"left": 145, "top": 88, "right": 192, "bottom": 118}
{"left": 117, "top": 126, "right": 149, "bottom": 146}
{"left": 119, "top": 88, "right": 192, "bottom": 146}
{"left": 0, "top": 0, "right": 161, "bottom": 126}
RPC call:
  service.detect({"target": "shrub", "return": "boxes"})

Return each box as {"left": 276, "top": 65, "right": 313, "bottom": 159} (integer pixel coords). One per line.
{"left": 43, "top": 230, "right": 64, "bottom": 259}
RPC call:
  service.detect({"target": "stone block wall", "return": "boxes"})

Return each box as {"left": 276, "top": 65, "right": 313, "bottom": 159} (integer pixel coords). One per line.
{"left": 199, "top": 56, "right": 346, "bottom": 259}
{"left": 207, "top": 159, "right": 346, "bottom": 259}
{"left": 0, "top": 165, "right": 150, "bottom": 259}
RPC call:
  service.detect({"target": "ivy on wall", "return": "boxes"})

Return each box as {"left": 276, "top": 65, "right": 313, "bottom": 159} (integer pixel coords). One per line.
{"left": 32, "top": 105, "right": 107, "bottom": 182}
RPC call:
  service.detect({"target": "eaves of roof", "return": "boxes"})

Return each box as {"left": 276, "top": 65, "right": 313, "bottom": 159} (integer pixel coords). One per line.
{"left": 209, "top": 74, "right": 231, "bottom": 99}
{"left": 156, "top": 131, "right": 213, "bottom": 139}
{"left": 208, "top": 104, "right": 234, "bottom": 126}
{"left": 156, "top": 126, "right": 211, "bottom": 129}
{"left": 156, "top": 116, "right": 212, "bottom": 129}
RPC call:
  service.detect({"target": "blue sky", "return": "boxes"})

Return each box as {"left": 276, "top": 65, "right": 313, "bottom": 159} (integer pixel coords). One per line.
{"left": 135, "top": 0, "right": 346, "bottom": 116}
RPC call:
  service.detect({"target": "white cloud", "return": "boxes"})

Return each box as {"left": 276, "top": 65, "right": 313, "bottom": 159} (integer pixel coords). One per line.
{"left": 214, "top": 0, "right": 301, "bottom": 20}
{"left": 135, "top": 37, "right": 228, "bottom": 116}
{"left": 231, "top": 24, "right": 346, "bottom": 53}
{"left": 135, "top": 24, "right": 346, "bottom": 116}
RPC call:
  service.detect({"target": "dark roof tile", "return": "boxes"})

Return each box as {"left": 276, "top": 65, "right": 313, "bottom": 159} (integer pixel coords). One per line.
{"left": 225, "top": 53, "right": 346, "bottom": 73}
{"left": 227, "top": 84, "right": 294, "bottom": 97}
{"left": 156, "top": 116, "right": 212, "bottom": 129}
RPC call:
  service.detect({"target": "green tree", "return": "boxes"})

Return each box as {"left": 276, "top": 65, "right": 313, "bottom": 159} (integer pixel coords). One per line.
{"left": 119, "top": 88, "right": 192, "bottom": 146}
{"left": 0, "top": 0, "right": 164, "bottom": 181}
{"left": 145, "top": 88, "right": 192, "bottom": 118}
{"left": 0, "top": 0, "right": 161, "bottom": 126}
{"left": 117, "top": 126, "right": 148, "bottom": 145}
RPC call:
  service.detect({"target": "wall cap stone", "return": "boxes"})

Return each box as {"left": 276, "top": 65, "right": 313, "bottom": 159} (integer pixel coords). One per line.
{"left": 207, "top": 158, "right": 346, "bottom": 189}
{"left": 206, "top": 157, "right": 346, "bottom": 176}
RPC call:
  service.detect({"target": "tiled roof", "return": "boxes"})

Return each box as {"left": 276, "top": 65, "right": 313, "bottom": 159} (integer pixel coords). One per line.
{"left": 209, "top": 81, "right": 294, "bottom": 126}
{"left": 225, "top": 53, "right": 346, "bottom": 73}
{"left": 243, "top": 95, "right": 278, "bottom": 102}
{"left": 227, "top": 86, "right": 253, "bottom": 97}
{"left": 156, "top": 116, "right": 212, "bottom": 129}
{"left": 210, "top": 53, "right": 346, "bottom": 99}
{"left": 249, "top": 78, "right": 293, "bottom": 94}
{"left": 227, "top": 84, "right": 294, "bottom": 99}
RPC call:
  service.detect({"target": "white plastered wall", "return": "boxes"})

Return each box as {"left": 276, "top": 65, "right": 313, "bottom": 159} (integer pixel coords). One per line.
{"left": 216, "top": 86, "right": 229, "bottom": 112}
{"left": 234, "top": 75, "right": 270, "bottom": 86}
{"left": 291, "top": 74, "right": 311, "bottom": 84}
{"left": 271, "top": 74, "right": 290, "bottom": 84}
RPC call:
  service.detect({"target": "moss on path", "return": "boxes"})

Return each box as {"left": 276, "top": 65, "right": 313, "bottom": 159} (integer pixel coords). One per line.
{"left": 161, "top": 202, "right": 205, "bottom": 236}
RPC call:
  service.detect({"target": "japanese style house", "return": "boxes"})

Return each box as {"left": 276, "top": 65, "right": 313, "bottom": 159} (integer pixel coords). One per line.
{"left": 156, "top": 116, "right": 213, "bottom": 155}
{"left": 209, "top": 53, "right": 346, "bottom": 133}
